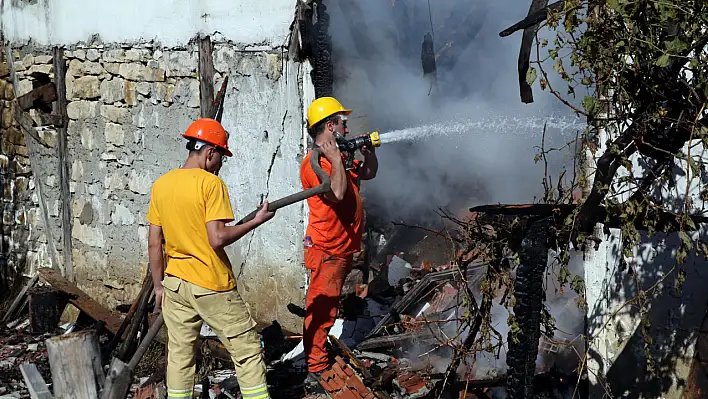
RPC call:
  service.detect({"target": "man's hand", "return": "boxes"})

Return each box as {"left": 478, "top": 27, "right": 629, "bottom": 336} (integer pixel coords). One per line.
{"left": 358, "top": 134, "right": 376, "bottom": 157}
{"left": 154, "top": 283, "right": 164, "bottom": 313}
{"left": 320, "top": 138, "right": 341, "bottom": 163}
{"left": 358, "top": 134, "right": 378, "bottom": 180}
{"left": 254, "top": 200, "right": 276, "bottom": 225}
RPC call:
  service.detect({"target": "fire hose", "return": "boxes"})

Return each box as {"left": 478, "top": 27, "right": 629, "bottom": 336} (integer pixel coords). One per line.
{"left": 237, "top": 131, "right": 381, "bottom": 224}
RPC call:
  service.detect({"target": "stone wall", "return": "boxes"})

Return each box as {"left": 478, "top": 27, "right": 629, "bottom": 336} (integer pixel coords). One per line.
{"left": 5, "top": 39, "right": 310, "bottom": 332}
{"left": 0, "top": 57, "right": 37, "bottom": 294}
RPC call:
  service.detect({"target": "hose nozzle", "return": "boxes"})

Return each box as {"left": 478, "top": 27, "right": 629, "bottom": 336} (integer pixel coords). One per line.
{"left": 337, "top": 131, "right": 382, "bottom": 153}
{"left": 336, "top": 131, "right": 382, "bottom": 171}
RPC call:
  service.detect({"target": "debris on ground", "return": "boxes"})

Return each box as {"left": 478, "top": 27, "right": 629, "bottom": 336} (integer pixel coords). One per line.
{"left": 0, "top": 218, "right": 586, "bottom": 398}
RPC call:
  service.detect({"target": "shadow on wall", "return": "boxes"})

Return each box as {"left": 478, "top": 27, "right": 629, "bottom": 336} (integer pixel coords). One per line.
{"left": 588, "top": 227, "right": 708, "bottom": 398}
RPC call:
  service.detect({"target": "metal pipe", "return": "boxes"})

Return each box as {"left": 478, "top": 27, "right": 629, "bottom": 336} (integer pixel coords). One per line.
{"left": 236, "top": 147, "right": 331, "bottom": 225}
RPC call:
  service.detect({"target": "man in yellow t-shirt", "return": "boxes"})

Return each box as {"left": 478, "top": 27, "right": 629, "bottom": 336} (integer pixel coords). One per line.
{"left": 146, "top": 118, "right": 275, "bottom": 399}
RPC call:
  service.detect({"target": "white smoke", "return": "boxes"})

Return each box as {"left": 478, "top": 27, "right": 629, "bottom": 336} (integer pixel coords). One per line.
{"left": 327, "top": 0, "right": 586, "bottom": 225}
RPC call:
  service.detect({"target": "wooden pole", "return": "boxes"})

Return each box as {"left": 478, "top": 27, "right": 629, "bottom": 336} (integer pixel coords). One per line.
{"left": 116, "top": 275, "right": 154, "bottom": 361}
{"left": 198, "top": 36, "right": 216, "bottom": 119}
{"left": 53, "top": 47, "right": 73, "bottom": 282}
{"left": 45, "top": 330, "right": 105, "bottom": 399}
{"left": 2, "top": 274, "right": 38, "bottom": 323}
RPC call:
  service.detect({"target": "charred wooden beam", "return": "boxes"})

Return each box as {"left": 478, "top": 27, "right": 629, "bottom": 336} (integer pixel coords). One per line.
{"left": 37, "top": 267, "right": 126, "bottom": 335}
{"left": 29, "top": 285, "right": 69, "bottom": 334}
{"left": 499, "top": 1, "right": 563, "bottom": 37}
{"left": 506, "top": 217, "right": 550, "bottom": 398}
{"left": 469, "top": 203, "right": 708, "bottom": 233}
{"left": 16, "top": 83, "right": 57, "bottom": 111}
{"left": 53, "top": 47, "right": 73, "bottom": 282}
{"left": 518, "top": 0, "right": 550, "bottom": 104}
{"left": 421, "top": 33, "right": 436, "bottom": 76}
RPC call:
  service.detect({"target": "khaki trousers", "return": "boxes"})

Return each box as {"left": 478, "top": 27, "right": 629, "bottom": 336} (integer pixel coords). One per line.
{"left": 161, "top": 275, "right": 270, "bottom": 399}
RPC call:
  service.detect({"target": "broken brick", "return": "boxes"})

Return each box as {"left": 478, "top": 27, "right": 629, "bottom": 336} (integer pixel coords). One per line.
{"left": 393, "top": 372, "right": 428, "bottom": 395}
{"left": 318, "top": 356, "right": 376, "bottom": 399}
{"left": 336, "top": 357, "right": 354, "bottom": 376}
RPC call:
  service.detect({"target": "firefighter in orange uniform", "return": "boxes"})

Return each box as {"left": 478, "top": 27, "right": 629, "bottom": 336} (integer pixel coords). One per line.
{"left": 299, "top": 97, "right": 378, "bottom": 383}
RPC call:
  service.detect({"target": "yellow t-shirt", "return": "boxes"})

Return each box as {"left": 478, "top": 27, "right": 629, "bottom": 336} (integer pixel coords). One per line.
{"left": 146, "top": 168, "right": 236, "bottom": 291}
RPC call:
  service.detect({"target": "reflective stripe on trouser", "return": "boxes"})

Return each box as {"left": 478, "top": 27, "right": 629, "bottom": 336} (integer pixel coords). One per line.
{"left": 162, "top": 275, "right": 270, "bottom": 398}
{"left": 241, "top": 383, "right": 270, "bottom": 399}
{"left": 303, "top": 248, "right": 353, "bottom": 373}
{"left": 167, "top": 388, "right": 193, "bottom": 398}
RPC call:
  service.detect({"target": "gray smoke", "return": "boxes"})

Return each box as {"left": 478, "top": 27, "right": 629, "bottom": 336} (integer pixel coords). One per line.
{"left": 328, "top": 0, "right": 586, "bottom": 226}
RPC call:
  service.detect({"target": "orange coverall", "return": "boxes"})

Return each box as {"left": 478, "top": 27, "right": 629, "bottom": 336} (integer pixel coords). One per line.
{"left": 299, "top": 151, "right": 364, "bottom": 373}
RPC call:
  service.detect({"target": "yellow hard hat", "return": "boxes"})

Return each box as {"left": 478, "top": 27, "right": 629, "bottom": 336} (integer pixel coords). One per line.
{"left": 307, "top": 96, "right": 352, "bottom": 128}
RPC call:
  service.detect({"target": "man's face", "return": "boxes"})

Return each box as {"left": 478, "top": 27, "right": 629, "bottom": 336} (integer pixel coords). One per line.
{"left": 329, "top": 114, "right": 349, "bottom": 138}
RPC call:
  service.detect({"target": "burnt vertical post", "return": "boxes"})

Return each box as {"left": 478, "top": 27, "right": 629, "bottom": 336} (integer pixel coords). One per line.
{"left": 198, "top": 36, "right": 216, "bottom": 119}
{"left": 506, "top": 216, "right": 550, "bottom": 398}
{"left": 53, "top": 47, "right": 73, "bottom": 282}
{"left": 29, "top": 285, "right": 68, "bottom": 334}
{"left": 312, "top": 1, "right": 333, "bottom": 98}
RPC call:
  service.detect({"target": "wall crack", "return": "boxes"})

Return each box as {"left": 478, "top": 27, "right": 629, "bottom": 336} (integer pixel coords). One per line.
{"left": 263, "top": 110, "right": 287, "bottom": 201}
{"left": 240, "top": 110, "right": 287, "bottom": 280}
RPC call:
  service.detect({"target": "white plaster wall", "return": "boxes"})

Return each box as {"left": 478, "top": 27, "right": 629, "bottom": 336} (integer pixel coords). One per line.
{"left": 584, "top": 129, "right": 708, "bottom": 397}
{"left": 1, "top": 0, "right": 295, "bottom": 47}
{"left": 214, "top": 48, "right": 309, "bottom": 332}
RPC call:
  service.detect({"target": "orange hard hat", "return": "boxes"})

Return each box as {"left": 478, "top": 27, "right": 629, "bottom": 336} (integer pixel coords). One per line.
{"left": 182, "top": 118, "right": 233, "bottom": 157}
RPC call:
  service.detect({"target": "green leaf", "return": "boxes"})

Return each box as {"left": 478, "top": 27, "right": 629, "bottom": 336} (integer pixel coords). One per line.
{"left": 685, "top": 216, "right": 697, "bottom": 231}
{"left": 688, "top": 157, "right": 700, "bottom": 178}
{"left": 583, "top": 96, "right": 598, "bottom": 115}
{"left": 655, "top": 54, "right": 670, "bottom": 68}
{"left": 526, "top": 67, "right": 537, "bottom": 86}
{"left": 679, "top": 231, "right": 694, "bottom": 250}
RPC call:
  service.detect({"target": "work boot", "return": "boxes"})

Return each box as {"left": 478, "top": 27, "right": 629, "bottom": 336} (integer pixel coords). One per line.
{"left": 304, "top": 368, "right": 329, "bottom": 396}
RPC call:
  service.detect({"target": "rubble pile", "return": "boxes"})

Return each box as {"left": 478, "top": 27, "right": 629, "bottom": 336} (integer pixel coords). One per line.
{"left": 0, "top": 216, "right": 586, "bottom": 398}
{"left": 0, "top": 320, "right": 52, "bottom": 398}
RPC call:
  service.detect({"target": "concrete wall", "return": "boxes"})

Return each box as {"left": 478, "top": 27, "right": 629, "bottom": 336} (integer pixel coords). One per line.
{"left": 583, "top": 126, "right": 708, "bottom": 397}
{"left": 1, "top": 0, "right": 295, "bottom": 47}
{"left": 2, "top": 0, "right": 312, "bottom": 333}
